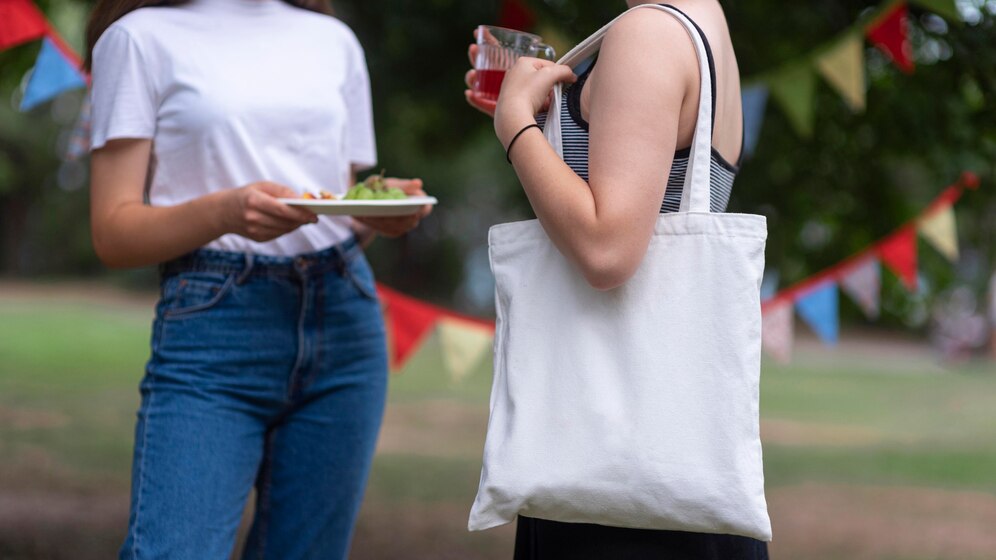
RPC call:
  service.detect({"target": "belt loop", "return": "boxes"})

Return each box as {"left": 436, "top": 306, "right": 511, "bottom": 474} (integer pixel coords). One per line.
{"left": 237, "top": 253, "right": 254, "bottom": 284}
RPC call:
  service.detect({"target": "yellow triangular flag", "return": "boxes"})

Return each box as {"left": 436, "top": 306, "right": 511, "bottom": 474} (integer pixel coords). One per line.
{"left": 437, "top": 318, "right": 493, "bottom": 382}
{"left": 815, "top": 34, "right": 866, "bottom": 112}
{"left": 918, "top": 205, "right": 959, "bottom": 262}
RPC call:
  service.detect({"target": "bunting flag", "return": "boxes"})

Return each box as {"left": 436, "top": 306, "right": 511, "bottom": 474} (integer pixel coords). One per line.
{"left": 769, "top": 63, "right": 816, "bottom": 137}
{"left": 741, "top": 85, "right": 769, "bottom": 158}
{"left": 761, "top": 299, "right": 794, "bottom": 363}
{"left": 839, "top": 257, "right": 881, "bottom": 319}
{"left": 866, "top": 1, "right": 914, "bottom": 74}
{"left": 499, "top": 0, "right": 536, "bottom": 31}
{"left": 911, "top": 0, "right": 961, "bottom": 24}
{"left": 736, "top": 0, "right": 963, "bottom": 139}
{"left": 438, "top": 318, "right": 493, "bottom": 381}
{"left": 760, "top": 269, "right": 780, "bottom": 302}
{"left": 0, "top": 0, "right": 48, "bottom": 51}
{"left": 378, "top": 286, "right": 442, "bottom": 369}
{"left": 381, "top": 175, "right": 973, "bottom": 371}
{"left": 815, "top": 34, "right": 866, "bottom": 112}
{"left": 795, "top": 280, "right": 840, "bottom": 345}
{"left": 878, "top": 226, "right": 919, "bottom": 291}
{"left": 20, "top": 36, "right": 87, "bottom": 111}
{"left": 917, "top": 205, "right": 959, "bottom": 262}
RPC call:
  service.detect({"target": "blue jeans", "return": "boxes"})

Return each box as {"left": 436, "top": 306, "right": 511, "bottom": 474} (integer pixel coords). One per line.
{"left": 119, "top": 238, "right": 388, "bottom": 560}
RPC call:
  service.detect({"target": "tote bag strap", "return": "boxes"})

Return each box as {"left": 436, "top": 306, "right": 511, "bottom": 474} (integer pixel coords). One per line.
{"left": 542, "top": 3, "right": 715, "bottom": 213}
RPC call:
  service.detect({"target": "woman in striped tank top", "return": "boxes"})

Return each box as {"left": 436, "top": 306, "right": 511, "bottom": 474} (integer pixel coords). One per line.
{"left": 465, "top": 1, "right": 768, "bottom": 558}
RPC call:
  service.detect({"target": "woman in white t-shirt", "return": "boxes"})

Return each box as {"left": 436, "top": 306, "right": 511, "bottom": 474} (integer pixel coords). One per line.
{"left": 85, "top": 0, "right": 428, "bottom": 558}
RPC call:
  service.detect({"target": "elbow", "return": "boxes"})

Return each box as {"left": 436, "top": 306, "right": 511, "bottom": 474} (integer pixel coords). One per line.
{"left": 91, "top": 228, "right": 131, "bottom": 269}
{"left": 575, "top": 247, "right": 641, "bottom": 292}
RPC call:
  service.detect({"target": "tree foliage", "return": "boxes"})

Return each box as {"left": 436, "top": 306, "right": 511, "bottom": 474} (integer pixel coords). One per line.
{"left": 0, "top": 0, "right": 993, "bottom": 324}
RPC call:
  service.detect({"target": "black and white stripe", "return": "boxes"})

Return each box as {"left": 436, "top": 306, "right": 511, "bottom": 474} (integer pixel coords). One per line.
{"left": 537, "top": 94, "right": 738, "bottom": 214}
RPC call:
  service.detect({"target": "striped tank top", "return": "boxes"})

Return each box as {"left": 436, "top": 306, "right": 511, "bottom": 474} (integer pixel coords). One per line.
{"left": 537, "top": 16, "right": 741, "bottom": 213}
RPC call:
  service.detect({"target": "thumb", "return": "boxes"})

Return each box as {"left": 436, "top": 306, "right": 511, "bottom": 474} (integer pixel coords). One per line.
{"left": 384, "top": 178, "right": 424, "bottom": 194}
{"left": 546, "top": 64, "right": 577, "bottom": 84}
{"left": 256, "top": 182, "right": 297, "bottom": 198}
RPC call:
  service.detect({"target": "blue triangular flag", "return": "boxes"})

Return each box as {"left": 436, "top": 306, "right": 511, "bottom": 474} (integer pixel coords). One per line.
{"left": 741, "top": 85, "right": 768, "bottom": 158}
{"left": 20, "top": 37, "right": 86, "bottom": 111}
{"left": 760, "top": 269, "right": 779, "bottom": 302}
{"left": 795, "top": 280, "right": 839, "bottom": 345}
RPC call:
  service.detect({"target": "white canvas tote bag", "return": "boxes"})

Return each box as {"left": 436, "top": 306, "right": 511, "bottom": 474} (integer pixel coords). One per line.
{"left": 468, "top": 4, "right": 772, "bottom": 541}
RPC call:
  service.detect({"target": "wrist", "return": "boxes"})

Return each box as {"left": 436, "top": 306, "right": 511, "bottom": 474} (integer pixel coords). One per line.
{"left": 352, "top": 220, "right": 377, "bottom": 247}
{"left": 206, "top": 189, "right": 238, "bottom": 237}
{"left": 495, "top": 105, "right": 537, "bottom": 148}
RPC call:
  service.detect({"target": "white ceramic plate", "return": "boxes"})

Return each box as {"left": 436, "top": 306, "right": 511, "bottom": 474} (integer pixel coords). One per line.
{"left": 279, "top": 196, "right": 437, "bottom": 217}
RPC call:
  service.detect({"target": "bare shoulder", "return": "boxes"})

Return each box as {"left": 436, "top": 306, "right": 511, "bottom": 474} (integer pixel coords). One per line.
{"left": 599, "top": 6, "right": 699, "bottom": 82}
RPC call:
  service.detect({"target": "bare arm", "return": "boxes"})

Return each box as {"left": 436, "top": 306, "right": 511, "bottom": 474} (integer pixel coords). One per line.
{"left": 90, "top": 138, "right": 317, "bottom": 268}
{"left": 492, "top": 11, "right": 695, "bottom": 290}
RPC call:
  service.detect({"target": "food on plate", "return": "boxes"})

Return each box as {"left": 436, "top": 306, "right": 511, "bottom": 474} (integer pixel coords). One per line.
{"left": 302, "top": 190, "right": 337, "bottom": 200}
{"left": 297, "top": 171, "right": 407, "bottom": 202}
{"left": 343, "top": 171, "right": 407, "bottom": 200}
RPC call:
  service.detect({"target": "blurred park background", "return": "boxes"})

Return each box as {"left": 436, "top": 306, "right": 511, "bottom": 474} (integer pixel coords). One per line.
{"left": 2, "top": 0, "right": 996, "bottom": 558}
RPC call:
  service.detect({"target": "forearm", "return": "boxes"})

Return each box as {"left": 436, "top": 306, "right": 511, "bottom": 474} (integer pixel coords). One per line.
{"left": 92, "top": 191, "right": 230, "bottom": 269}
{"left": 506, "top": 123, "right": 643, "bottom": 289}
{"left": 507, "top": 127, "right": 601, "bottom": 251}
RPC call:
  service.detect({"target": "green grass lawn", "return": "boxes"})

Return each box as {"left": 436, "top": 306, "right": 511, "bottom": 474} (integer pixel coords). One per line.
{"left": 1, "top": 296, "right": 995, "bottom": 559}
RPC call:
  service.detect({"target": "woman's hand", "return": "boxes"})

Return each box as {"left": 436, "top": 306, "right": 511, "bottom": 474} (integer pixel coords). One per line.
{"left": 493, "top": 57, "right": 575, "bottom": 148}
{"left": 465, "top": 43, "right": 498, "bottom": 117}
{"left": 465, "top": 29, "right": 499, "bottom": 117}
{"left": 353, "top": 178, "right": 431, "bottom": 238}
{"left": 222, "top": 181, "right": 318, "bottom": 242}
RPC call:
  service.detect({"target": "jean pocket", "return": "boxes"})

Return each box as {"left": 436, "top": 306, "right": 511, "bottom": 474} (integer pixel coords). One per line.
{"left": 162, "top": 271, "right": 237, "bottom": 319}
{"left": 343, "top": 254, "right": 378, "bottom": 301}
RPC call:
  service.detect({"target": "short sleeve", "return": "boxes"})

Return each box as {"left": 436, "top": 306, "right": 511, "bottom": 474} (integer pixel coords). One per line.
{"left": 89, "top": 26, "right": 158, "bottom": 151}
{"left": 341, "top": 31, "right": 377, "bottom": 170}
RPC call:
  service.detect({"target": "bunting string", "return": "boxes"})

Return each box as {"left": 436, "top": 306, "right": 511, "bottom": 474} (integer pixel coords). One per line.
{"left": 3, "top": 2, "right": 980, "bottom": 374}
{"left": 741, "top": 0, "right": 959, "bottom": 145}
{"left": 1, "top": 0, "right": 89, "bottom": 107}
{"left": 377, "top": 172, "right": 978, "bottom": 374}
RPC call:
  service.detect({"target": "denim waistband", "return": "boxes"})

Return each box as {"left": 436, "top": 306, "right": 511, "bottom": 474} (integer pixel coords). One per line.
{"left": 159, "top": 237, "right": 362, "bottom": 280}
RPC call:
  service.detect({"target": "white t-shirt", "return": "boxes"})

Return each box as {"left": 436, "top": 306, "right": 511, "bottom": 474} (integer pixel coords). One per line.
{"left": 90, "top": 0, "right": 377, "bottom": 256}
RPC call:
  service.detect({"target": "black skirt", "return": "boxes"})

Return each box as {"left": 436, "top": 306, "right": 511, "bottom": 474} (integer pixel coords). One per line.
{"left": 514, "top": 516, "right": 770, "bottom": 560}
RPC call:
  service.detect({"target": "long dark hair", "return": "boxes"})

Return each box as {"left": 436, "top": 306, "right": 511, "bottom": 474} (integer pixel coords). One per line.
{"left": 84, "top": 0, "right": 333, "bottom": 71}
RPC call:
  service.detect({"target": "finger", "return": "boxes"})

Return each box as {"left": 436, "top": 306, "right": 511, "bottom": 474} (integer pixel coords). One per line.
{"left": 464, "top": 90, "right": 497, "bottom": 116}
{"left": 357, "top": 216, "right": 419, "bottom": 237}
{"left": 383, "top": 178, "right": 423, "bottom": 194}
{"left": 249, "top": 210, "right": 312, "bottom": 232}
{"left": 468, "top": 44, "right": 478, "bottom": 67}
{"left": 527, "top": 57, "right": 558, "bottom": 70}
{"left": 354, "top": 217, "right": 402, "bottom": 238}
{"left": 245, "top": 223, "right": 296, "bottom": 242}
{"left": 539, "top": 64, "right": 577, "bottom": 84}
{"left": 254, "top": 181, "right": 298, "bottom": 199}
{"left": 465, "top": 68, "right": 476, "bottom": 89}
{"left": 252, "top": 193, "right": 318, "bottom": 224}
{"left": 482, "top": 28, "right": 499, "bottom": 46}
{"left": 540, "top": 93, "right": 552, "bottom": 112}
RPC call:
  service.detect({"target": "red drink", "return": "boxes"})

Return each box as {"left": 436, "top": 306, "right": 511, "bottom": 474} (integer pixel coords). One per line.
{"left": 474, "top": 69, "right": 506, "bottom": 101}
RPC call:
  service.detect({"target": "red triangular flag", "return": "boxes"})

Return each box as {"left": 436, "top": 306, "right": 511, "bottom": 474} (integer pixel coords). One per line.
{"left": 877, "top": 227, "right": 918, "bottom": 291}
{"left": 0, "top": 0, "right": 49, "bottom": 51}
{"left": 499, "top": 0, "right": 536, "bottom": 31}
{"left": 866, "top": 1, "right": 914, "bottom": 74}
{"left": 378, "top": 285, "right": 441, "bottom": 370}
